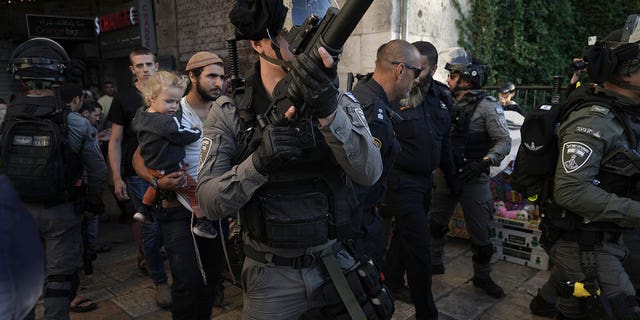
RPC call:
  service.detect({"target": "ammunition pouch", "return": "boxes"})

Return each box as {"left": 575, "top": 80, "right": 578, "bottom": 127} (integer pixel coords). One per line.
{"left": 242, "top": 190, "right": 330, "bottom": 249}
{"left": 300, "top": 255, "right": 394, "bottom": 320}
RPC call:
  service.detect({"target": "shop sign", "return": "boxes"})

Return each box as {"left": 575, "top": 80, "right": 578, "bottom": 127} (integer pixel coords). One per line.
{"left": 26, "top": 14, "right": 95, "bottom": 40}
{"left": 95, "top": 7, "right": 137, "bottom": 35}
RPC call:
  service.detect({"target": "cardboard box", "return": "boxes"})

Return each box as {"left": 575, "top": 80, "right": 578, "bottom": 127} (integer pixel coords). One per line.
{"left": 490, "top": 221, "right": 543, "bottom": 250}
{"left": 494, "top": 216, "right": 540, "bottom": 232}
{"left": 493, "top": 241, "right": 549, "bottom": 270}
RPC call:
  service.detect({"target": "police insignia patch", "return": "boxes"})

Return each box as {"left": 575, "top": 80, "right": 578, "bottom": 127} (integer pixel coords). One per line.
{"left": 199, "top": 137, "right": 213, "bottom": 171}
{"left": 352, "top": 107, "right": 372, "bottom": 136}
{"left": 373, "top": 137, "right": 382, "bottom": 149}
{"left": 344, "top": 92, "right": 360, "bottom": 103}
{"left": 561, "top": 142, "right": 593, "bottom": 173}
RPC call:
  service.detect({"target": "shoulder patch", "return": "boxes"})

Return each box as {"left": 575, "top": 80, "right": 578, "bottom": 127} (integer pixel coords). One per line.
{"left": 575, "top": 126, "right": 602, "bottom": 139}
{"left": 344, "top": 91, "right": 360, "bottom": 103}
{"left": 495, "top": 104, "right": 505, "bottom": 114}
{"left": 377, "top": 108, "right": 385, "bottom": 120}
{"left": 349, "top": 106, "right": 372, "bottom": 137}
{"left": 199, "top": 137, "right": 213, "bottom": 172}
{"left": 561, "top": 141, "right": 593, "bottom": 173}
{"left": 589, "top": 105, "right": 610, "bottom": 117}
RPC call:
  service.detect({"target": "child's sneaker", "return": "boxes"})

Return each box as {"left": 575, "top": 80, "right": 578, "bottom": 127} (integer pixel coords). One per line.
{"left": 192, "top": 218, "right": 218, "bottom": 239}
{"left": 133, "top": 206, "right": 153, "bottom": 224}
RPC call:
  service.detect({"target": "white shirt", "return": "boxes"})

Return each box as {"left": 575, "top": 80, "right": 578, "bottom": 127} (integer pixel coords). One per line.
{"left": 180, "top": 97, "right": 204, "bottom": 180}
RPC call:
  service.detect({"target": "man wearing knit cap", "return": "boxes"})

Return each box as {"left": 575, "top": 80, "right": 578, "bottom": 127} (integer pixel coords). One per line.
{"left": 132, "top": 51, "right": 228, "bottom": 319}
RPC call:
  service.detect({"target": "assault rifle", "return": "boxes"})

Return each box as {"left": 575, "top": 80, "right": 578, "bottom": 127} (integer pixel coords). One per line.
{"left": 259, "top": 0, "right": 374, "bottom": 139}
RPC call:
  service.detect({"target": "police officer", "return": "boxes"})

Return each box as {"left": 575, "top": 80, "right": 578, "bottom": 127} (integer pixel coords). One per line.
{"left": 498, "top": 82, "right": 526, "bottom": 116}
{"left": 429, "top": 48, "right": 511, "bottom": 298}
{"left": 2, "top": 38, "right": 106, "bottom": 320}
{"left": 196, "top": 0, "right": 382, "bottom": 319}
{"left": 381, "top": 41, "right": 456, "bottom": 318}
{"left": 537, "top": 19, "right": 640, "bottom": 319}
{"left": 350, "top": 39, "right": 418, "bottom": 267}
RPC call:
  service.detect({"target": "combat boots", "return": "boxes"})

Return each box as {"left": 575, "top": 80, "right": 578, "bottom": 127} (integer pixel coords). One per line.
{"left": 529, "top": 291, "right": 556, "bottom": 318}
{"left": 472, "top": 276, "right": 505, "bottom": 298}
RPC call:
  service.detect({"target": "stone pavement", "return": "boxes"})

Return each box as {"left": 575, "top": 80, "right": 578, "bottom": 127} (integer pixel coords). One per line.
{"left": 33, "top": 215, "right": 551, "bottom": 320}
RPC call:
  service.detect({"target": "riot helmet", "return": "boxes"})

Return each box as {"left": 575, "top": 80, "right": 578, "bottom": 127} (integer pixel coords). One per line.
{"left": 8, "top": 37, "right": 69, "bottom": 83}
{"left": 585, "top": 14, "right": 640, "bottom": 85}
{"left": 443, "top": 47, "right": 488, "bottom": 89}
{"left": 500, "top": 82, "right": 516, "bottom": 94}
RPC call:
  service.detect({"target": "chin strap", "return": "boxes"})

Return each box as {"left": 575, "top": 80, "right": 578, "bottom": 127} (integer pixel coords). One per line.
{"left": 609, "top": 78, "right": 640, "bottom": 96}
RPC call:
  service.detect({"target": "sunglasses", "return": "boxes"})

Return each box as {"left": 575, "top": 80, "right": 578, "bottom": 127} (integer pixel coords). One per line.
{"left": 391, "top": 61, "right": 422, "bottom": 79}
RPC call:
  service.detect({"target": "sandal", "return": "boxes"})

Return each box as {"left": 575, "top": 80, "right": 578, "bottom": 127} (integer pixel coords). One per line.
{"left": 137, "top": 256, "right": 149, "bottom": 276}
{"left": 70, "top": 298, "right": 97, "bottom": 313}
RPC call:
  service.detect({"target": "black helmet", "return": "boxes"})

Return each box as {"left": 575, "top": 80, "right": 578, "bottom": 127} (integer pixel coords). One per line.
{"left": 8, "top": 37, "right": 69, "bottom": 82}
{"left": 444, "top": 47, "right": 488, "bottom": 89}
{"left": 500, "top": 82, "right": 516, "bottom": 94}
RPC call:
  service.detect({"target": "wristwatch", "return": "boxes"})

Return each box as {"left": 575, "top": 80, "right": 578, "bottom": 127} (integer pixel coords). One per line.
{"left": 150, "top": 177, "right": 159, "bottom": 190}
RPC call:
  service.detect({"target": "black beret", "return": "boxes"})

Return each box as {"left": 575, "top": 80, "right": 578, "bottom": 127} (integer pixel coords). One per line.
{"left": 229, "top": 0, "right": 288, "bottom": 41}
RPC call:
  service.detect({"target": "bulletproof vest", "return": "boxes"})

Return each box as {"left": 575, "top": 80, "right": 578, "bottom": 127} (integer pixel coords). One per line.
{"left": 229, "top": 78, "right": 354, "bottom": 249}
{"left": 450, "top": 90, "right": 491, "bottom": 165}
{"left": 0, "top": 95, "right": 82, "bottom": 203}
{"left": 543, "top": 88, "right": 639, "bottom": 234}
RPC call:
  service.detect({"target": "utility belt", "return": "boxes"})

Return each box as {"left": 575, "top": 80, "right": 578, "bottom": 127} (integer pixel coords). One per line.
{"left": 243, "top": 242, "right": 337, "bottom": 269}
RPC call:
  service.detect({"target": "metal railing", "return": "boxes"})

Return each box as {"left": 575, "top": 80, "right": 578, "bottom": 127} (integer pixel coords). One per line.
{"left": 485, "top": 85, "right": 570, "bottom": 113}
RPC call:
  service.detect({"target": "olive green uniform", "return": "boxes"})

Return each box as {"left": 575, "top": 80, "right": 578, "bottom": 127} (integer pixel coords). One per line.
{"left": 551, "top": 87, "right": 640, "bottom": 319}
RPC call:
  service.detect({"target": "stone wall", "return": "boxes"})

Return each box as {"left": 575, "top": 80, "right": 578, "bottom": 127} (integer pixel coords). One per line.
{"left": 341, "top": 0, "right": 468, "bottom": 87}
{"left": 156, "top": 0, "right": 468, "bottom": 84}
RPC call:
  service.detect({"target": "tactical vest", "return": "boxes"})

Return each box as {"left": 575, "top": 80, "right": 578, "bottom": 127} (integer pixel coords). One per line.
{"left": 0, "top": 95, "right": 82, "bottom": 204}
{"left": 450, "top": 91, "right": 492, "bottom": 166}
{"left": 226, "top": 78, "right": 354, "bottom": 249}
{"left": 542, "top": 88, "right": 639, "bottom": 235}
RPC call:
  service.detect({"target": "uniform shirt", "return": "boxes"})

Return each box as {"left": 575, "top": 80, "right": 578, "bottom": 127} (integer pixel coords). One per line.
{"left": 132, "top": 108, "right": 201, "bottom": 172}
{"left": 352, "top": 78, "right": 401, "bottom": 209}
{"left": 393, "top": 79, "right": 455, "bottom": 177}
{"left": 196, "top": 70, "right": 382, "bottom": 256}
{"left": 107, "top": 85, "right": 144, "bottom": 177}
{"left": 554, "top": 87, "right": 640, "bottom": 227}
{"left": 453, "top": 91, "right": 511, "bottom": 166}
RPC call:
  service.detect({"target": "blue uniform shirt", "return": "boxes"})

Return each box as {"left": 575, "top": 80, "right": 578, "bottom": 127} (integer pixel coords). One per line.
{"left": 393, "top": 79, "right": 456, "bottom": 177}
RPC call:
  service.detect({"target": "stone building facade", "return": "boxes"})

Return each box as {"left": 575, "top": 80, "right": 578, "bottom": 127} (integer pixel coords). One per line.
{"left": 0, "top": 0, "right": 468, "bottom": 97}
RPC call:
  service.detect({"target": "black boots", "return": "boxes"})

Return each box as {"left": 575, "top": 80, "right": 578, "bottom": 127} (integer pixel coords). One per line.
{"left": 529, "top": 292, "right": 556, "bottom": 318}
{"left": 472, "top": 276, "right": 505, "bottom": 298}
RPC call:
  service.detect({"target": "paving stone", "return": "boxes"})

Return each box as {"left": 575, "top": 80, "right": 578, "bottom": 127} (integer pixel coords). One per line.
{"left": 392, "top": 300, "right": 416, "bottom": 320}
{"left": 107, "top": 276, "right": 155, "bottom": 297}
{"left": 492, "top": 261, "right": 540, "bottom": 294}
{"left": 478, "top": 286, "right": 549, "bottom": 320}
{"left": 80, "top": 288, "right": 116, "bottom": 304}
{"left": 111, "top": 287, "right": 162, "bottom": 318}
{"left": 442, "top": 238, "right": 472, "bottom": 263}
{"left": 432, "top": 277, "right": 455, "bottom": 300}
{"left": 437, "top": 282, "right": 503, "bottom": 319}
{"left": 135, "top": 309, "right": 172, "bottom": 319}
{"left": 213, "top": 309, "right": 243, "bottom": 320}
{"left": 70, "top": 300, "right": 129, "bottom": 320}
{"left": 432, "top": 254, "right": 474, "bottom": 288}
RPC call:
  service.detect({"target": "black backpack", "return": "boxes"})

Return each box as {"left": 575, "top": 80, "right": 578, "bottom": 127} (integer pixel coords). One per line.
{"left": 0, "top": 95, "right": 81, "bottom": 203}
{"left": 510, "top": 86, "right": 634, "bottom": 202}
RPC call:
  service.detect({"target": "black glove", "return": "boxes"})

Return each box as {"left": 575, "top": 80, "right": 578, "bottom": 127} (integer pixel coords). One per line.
{"left": 288, "top": 51, "right": 338, "bottom": 118}
{"left": 252, "top": 125, "right": 303, "bottom": 175}
{"left": 445, "top": 175, "right": 462, "bottom": 196}
{"left": 458, "top": 158, "right": 491, "bottom": 182}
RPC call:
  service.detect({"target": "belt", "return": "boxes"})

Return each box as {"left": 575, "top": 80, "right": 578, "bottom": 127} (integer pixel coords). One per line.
{"left": 560, "top": 230, "right": 621, "bottom": 244}
{"left": 161, "top": 199, "right": 182, "bottom": 208}
{"left": 243, "top": 244, "right": 325, "bottom": 269}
